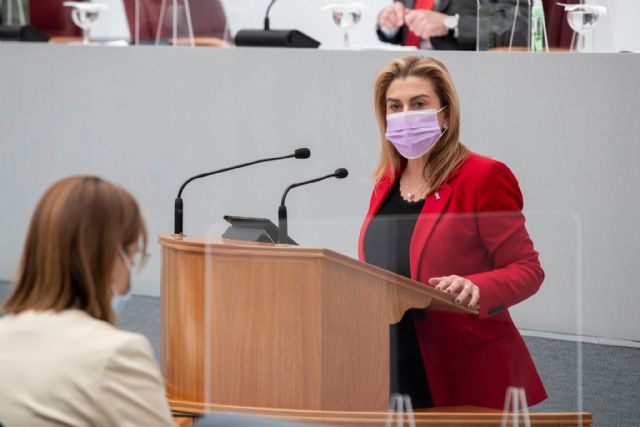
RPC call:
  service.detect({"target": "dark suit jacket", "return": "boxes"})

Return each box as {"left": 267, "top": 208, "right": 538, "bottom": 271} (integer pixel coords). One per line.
{"left": 377, "top": 0, "right": 530, "bottom": 51}
{"left": 376, "top": 0, "right": 478, "bottom": 50}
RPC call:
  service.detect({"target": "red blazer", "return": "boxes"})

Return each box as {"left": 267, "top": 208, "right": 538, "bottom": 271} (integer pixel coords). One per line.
{"left": 358, "top": 153, "right": 547, "bottom": 409}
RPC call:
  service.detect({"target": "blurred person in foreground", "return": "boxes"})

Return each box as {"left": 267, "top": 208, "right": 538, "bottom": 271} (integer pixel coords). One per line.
{"left": 0, "top": 176, "right": 174, "bottom": 427}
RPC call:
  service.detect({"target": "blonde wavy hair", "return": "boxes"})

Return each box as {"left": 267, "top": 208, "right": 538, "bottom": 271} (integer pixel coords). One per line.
{"left": 373, "top": 56, "right": 469, "bottom": 192}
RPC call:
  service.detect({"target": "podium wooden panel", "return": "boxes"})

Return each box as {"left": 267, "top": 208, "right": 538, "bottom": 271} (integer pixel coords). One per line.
{"left": 159, "top": 235, "right": 475, "bottom": 412}
{"left": 159, "top": 235, "right": 591, "bottom": 426}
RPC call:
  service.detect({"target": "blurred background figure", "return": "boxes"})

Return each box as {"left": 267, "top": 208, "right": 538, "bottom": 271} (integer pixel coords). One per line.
{"left": 26, "top": 0, "right": 229, "bottom": 43}
{"left": 376, "top": 0, "right": 478, "bottom": 50}
{"left": 375, "top": 0, "right": 592, "bottom": 51}
{"left": 1, "top": 0, "right": 630, "bottom": 51}
{"left": 376, "top": 0, "right": 543, "bottom": 51}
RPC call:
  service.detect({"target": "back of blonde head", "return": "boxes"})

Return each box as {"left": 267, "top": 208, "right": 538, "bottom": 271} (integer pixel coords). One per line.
{"left": 373, "top": 56, "right": 469, "bottom": 191}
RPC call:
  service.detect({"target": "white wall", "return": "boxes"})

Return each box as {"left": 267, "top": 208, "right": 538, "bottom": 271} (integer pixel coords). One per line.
{"left": 1, "top": 45, "right": 640, "bottom": 343}
{"left": 604, "top": 0, "right": 640, "bottom": 52}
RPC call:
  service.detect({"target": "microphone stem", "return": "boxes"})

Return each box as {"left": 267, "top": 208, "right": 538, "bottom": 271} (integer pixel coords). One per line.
{"left": 277, "top": 172, "right": 338, "bottom": 244}
{"left": 177, "top": 153, "right": 293, "bottom": 199}
{"left": 174, "top": 148, "right": 310, "bottom": 236}
{"left": 264, "top": 0, "right": 277, "bottom": 30}
{"left": 174, "top": 197, "right": 183, "bottom": 235}
{"left": 277, "top": 205, "right": 288, "bottom": 244}
{"left": 280, "top": 173, "right": 335, "bottom": 206}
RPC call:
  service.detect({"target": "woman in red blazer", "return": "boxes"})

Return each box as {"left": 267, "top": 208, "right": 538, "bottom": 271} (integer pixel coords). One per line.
{"left": 358, "top": 56, "right": 546, "bottom": 409}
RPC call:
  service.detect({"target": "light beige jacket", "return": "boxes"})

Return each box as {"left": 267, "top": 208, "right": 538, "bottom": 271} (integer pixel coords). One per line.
{"left": 0, "top": 309, "right": 174, "bottom": 427}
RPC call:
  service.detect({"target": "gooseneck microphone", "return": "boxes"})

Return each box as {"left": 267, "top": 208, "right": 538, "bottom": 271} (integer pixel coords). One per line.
{"left": 174, "top": 148, "right": 311, "bottom": 235}
{"left": 264, "top": 0, "right": 276, "bottom": 30}
{"left": 234, "top": 0, "right": 320, "bottom": 48}
{"left": 278, "top": 168, "right": 349, "bottom": 244}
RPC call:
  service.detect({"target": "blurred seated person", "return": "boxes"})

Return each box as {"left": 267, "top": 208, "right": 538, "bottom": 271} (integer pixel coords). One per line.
{"left": 376, "top": 0, "right": 478, "bottom": 50}
{"left": 0, "top": 176, "right": 174, "bottom": 427}
{"left": 376, "top": 0, "right": 530, "bottom": 50}
{"left": 29, "top": 0, "right": 229, "bottom": 42}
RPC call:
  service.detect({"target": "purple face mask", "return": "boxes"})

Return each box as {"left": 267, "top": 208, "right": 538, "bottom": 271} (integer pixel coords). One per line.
{"left": 385, "top": 107, "right": 447, "bottom": 159}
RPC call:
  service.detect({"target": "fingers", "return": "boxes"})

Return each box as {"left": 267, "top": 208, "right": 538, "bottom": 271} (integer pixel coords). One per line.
{"left": 406, "top": 12, "right": 431, "bottom": 39}
{"left": 454, "top": 281, "right": 472, "bottom": 304}
{"left": 378, "top": 9, "right": 394, "bottom": 28}
{"left": 429, "top": 276, "right": 481, "bottom": 309}
{"left": 405, "top": 10, "right": 446, "bottom": 39}
{"left": 429, "top": 276, "right": 454, "bottom": 291}
{"left": 379, "top": 2, "right": 405, "bottom": 28}
{"left": 404, "top": 10, "right": 421, "bottom": 29}
{"left": 430, "top": 275, "right": 462, "bottom": 294}
{"left": 468, "top": 287, "right": 480, "bottom": 309}
{"left": 391, "top": 2, "right": 406, "bottom": 26}
{"left": 448, "top": 277, "right": 468, "bottom": 296}
{"left": 436, "top": 276, "right": 461, "bottom": 294}
{"left": 428, "top": 277, "right": 440, "bottom": 287}
{"left": 379, "top": 13, "right": 394, "bottom": 29}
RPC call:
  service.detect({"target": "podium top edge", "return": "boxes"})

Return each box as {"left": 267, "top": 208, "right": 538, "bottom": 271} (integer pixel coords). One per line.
{"left": 157, "top": 234, "right": 478, "bottom": 316}
{"left": 157, "top": 234, "right": 316, "bottom": 252}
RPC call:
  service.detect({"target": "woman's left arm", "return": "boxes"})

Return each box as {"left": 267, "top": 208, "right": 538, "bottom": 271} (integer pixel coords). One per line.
{"left": 433, "top": 161, "right": 544, "bottom": 318}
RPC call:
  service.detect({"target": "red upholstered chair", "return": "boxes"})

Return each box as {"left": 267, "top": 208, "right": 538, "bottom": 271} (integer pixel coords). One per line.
{"left": 30, "top": 0, "right": 81, "bottom": 37}
{"left": 543, "top": 0, "right": 580, "bottom": 49}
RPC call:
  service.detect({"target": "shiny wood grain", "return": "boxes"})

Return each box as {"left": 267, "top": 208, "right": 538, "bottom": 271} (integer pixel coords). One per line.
{"left": 172, "top": 415, "right": 194, "bottom": 427}
{"left": 169, "top": 400, "right": 592, "bottom": 426}
{"left": 159, "top": 235, "right": 475, "bottom": 412}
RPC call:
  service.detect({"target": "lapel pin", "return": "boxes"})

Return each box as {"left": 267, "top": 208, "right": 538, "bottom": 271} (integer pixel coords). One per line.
{"left": 435, "top": 191, "right": 441, "bottom": 200}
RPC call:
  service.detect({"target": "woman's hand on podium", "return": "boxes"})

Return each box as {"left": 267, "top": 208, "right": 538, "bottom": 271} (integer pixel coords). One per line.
{"left": 429, "top": 275, "right": 480, "bottom": 310}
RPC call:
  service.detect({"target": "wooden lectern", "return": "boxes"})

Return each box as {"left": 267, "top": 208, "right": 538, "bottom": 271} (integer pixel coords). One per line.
{"left": 160, "top": 234, "right": 474, "bottom": 411}
{"left": 160, "top": 235, "right": 591, "bottom": 426}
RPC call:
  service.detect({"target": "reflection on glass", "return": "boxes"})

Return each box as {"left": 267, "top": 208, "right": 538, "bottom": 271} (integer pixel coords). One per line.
{"left": 501, "top": 387, "right": 531, "bottom": 426}
{"left": 477, "top": 0, "right": 531, "bottom": 51}
{"left": 323, "top": 3, "right": 366, "bottom": 48}
{"left": 4, "top": 0, "right": 26, "bottom": 26}
{"left": 63, "top": 1, "right": 109, "bottom": 45}
{"left": 530, "top": 0, "right": 548, "bottom": 52}
{"left": 558, "top": 3, "right": 607, "bottom": 52}
{"left": 386, "top": 394, "right": 416, "bottom": 426}
{"left": 155, "top": 0, "right": 195, "bottom": 47}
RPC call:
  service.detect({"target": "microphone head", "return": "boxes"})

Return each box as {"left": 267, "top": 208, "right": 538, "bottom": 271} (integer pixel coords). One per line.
{"left": 294, "top": 148, "right": 311, "bottom": 159}
{"left": 334, "top": 168, "right": 349, "bottom": 179}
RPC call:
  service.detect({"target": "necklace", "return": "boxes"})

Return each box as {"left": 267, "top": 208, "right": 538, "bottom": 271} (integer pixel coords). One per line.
{"left": 401, "top": 178, "right": 429, "bottom": 202}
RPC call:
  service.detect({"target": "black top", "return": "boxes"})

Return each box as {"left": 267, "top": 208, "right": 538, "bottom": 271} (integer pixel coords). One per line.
{"left": 363, "top": 181, "right": 425, "bottom": 278}
{"left": 363, "top": 181, "right": 433, "bottom": 408}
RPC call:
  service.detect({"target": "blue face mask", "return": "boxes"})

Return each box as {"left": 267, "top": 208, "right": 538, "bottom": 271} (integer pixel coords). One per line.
{"left": 112, "top": 248, "right": 134, "bottom": 315}
{"left": 111, "top": 285, "right": 132, "bottom": 315}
